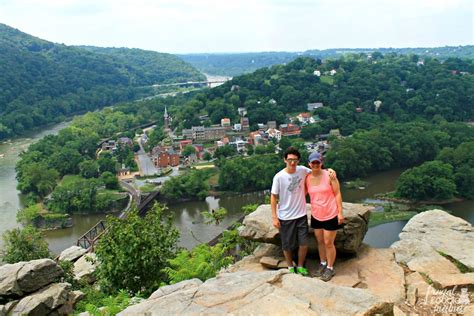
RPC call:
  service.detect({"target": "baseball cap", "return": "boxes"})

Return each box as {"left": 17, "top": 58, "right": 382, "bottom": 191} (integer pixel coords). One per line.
{"left": 308, "top": 152, "right": 323, "bottom": 163}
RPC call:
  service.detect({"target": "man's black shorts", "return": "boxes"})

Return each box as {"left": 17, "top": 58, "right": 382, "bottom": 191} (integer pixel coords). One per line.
{"left": 279, "top": 215, "right": 308, "bottom": 251}
{"left": 311, "top": 215, "right": 339, "bottom": 231}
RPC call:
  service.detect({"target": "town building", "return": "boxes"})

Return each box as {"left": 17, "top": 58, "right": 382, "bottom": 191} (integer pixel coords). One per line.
{"left": 240, "top": 117, "right": 250, "bottom": 131}
{"left": 297, "top": 112, "right": 315, "bottom": 124}
{"left": 266, "top": 128, "right": 282, "bottom": 142}
{"left": 117, "top": 137, "right": 133, "bottom": 148}
{"left": 279, "top": 124, "right": 301, "bottom": 137}
{"left": 307, "top": 102, "right": 324, "bottom": 111}
{"left": 267, "top": 121, "right": 277, "bottom": 129}
{"left": 221, "top": 118, "right": 231, "bottom": 129}
{"left": 101, "top": 140, "right": 116, "bottom": 151}
{"left": 152, "top": 146, "right": 180, "bottom": 168}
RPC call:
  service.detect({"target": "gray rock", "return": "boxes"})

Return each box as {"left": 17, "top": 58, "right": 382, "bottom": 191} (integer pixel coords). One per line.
{"left": 10, "top": 282, "right": 71, "bottom": 315}
{"left": 393, "top": 210, "right": 474, "bottom": 270}
{"left": 119, "top": 270, "right": 392, "bottom": 315}
{"left": 73, "top": 253, "right": 98, "bottom": 283}
{"left": 59, "top": 246, "right": 87, "bottom": 262}
{"left": 239, "top": 203, "right": 371, "bottom": 253}
{"left": 0, "top": 259, "right": 63, "bottom": 299}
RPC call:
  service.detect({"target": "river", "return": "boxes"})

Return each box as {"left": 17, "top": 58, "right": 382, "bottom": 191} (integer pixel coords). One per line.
{"left": 1, "top": 123, "right": 473, "bottom": 254}
{"left": 0, "top": 121, "right": 71, "bottom": 251}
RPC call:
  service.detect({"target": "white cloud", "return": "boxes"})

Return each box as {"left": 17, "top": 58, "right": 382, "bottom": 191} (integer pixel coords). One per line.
{"left": 0, "top": 0, "right": 472, "bottom": 52}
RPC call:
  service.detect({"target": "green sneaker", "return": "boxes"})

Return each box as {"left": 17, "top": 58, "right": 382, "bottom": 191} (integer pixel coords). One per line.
{"left": 297, "top": 267, "right": 309, "bottom": 276}
{"left": 288, "top": 267, "right": 296, "bottom": 273}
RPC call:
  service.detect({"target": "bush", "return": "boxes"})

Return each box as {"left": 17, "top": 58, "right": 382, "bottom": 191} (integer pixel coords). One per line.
{"left": 163, "top": 244, "right": 232, "bottom": 284}
{"left": 1, "top": 226, "right": 51, "bottom": 263}
{"left": 94, "top": 203, "right": 179, "bottom": 295}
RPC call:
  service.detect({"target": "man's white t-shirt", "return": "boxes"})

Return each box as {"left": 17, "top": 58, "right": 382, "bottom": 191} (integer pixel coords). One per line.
{"left": 271, "top": 166, "right": 310, "bottom": 220}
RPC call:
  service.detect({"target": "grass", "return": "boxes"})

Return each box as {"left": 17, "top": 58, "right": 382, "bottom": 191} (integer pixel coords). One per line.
{"left": 320, "top": 75, "right": 334, "bottom": 85}
{"left": 368, "top": 210, "right": 418, "bottom": 228}
{"left": 139, "top": 183, "right": 159, "bottom": 193}
{"left": 60, "top": 174, "right": 84, "bottom": 186}
{"left": 438, "top": 251, "right": 473, "bottom": 273}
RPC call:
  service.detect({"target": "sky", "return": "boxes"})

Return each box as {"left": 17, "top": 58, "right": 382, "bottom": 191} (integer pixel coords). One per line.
{"left": 0, "top": 0, "right": 472, "bottom": 54}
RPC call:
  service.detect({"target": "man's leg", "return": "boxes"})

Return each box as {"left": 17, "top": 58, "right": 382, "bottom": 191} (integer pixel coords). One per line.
{"left": 283, "top": 250, "right": 295, "bottom": 268}
{"left": 297, "top": 245, "right": 308, "bottom": 267}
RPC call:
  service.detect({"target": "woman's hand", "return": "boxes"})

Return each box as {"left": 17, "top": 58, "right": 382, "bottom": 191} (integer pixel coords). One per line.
{"left": 337, "top": 213, "right": 344, "bottom": 225}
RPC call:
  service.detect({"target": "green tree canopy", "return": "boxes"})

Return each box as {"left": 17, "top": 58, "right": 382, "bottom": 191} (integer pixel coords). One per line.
{"left": 95, "top": 203, "right": 179, "bottom": 295}
{"left": 1, "top": 226, "right": 51, "bottom": 263}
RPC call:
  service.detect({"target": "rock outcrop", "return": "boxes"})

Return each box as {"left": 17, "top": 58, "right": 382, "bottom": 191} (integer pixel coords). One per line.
{"left": 119, "top": 270, "right": 392, "bottom": 315}
{"left": 239, "top": 203, "right": 371, "bottom": 253}
{"left": 73, "top": 253, "right": 98, "bottom": 283}
{"left": 0, "top": 258, "right": 83, "bottom": 315}
{"left": 0, "top": 259, "right": 63, "bottom": 300}
{"left": 59, "top": 246, "right": 87, "bottom": 262}
{"left": 391, "top": 210, "right": 474, "bottom": 313}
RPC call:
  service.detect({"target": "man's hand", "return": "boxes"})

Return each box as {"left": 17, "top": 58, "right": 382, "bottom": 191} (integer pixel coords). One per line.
{"left": 327, "top": 168, "right": 337, "bottom": 180}
{"left": 272, "top": 217, "right": 281, "bottom": 229}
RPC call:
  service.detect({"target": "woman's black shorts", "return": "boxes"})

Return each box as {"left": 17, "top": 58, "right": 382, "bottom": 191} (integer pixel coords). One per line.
{"left": 311, "top": 215, "right": 339, "bottom": 231}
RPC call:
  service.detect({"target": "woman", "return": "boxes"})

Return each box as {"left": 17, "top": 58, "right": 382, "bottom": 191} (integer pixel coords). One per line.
{"left": 305, "top": 152, "right": 343, "bottom": 281}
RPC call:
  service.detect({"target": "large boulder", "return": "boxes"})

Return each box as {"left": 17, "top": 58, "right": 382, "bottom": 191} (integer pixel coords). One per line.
{"left": 0, "top": 259, "right": 63, "bottom": 300}
{"left": 59, "top": 246, "right": 87, "bottom": 262}
{"left": 73, "top": 253, "right": 98, "bottom": 283}
{"left": 9, "top": 283, "right": 71, "bottom": 315}
{"left": 239, "top": 203, "right": 371, "bottom": 253}
{"left": 119, "top": 270, "right": 392, "bottom": 315}
{"left": 392, "top": 209, "right": 474, "bottom": 269}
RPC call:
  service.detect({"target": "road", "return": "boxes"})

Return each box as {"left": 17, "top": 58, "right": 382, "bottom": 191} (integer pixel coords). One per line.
{"left": 136, "top": 134, "right": 159, "bottom": 176}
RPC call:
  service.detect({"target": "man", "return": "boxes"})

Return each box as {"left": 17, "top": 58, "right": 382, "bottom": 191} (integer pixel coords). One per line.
{"left": 271, "top": 147, "right": 335, "bottom": 276}
{"left": 271, "top": 146, "right": 310, "bottom": 275}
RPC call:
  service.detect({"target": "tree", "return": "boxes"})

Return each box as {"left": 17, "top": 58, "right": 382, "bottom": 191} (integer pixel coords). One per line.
{"left": 100, "top": 171, "right": 119, "bottom": 190}
{"left": 201, "top": 207, "right": 227, "bottom": 225}
{"left": 182, "top": 145, "right": 196, "bottom": 157}
{"left": 95, "top": 203, "right": 179, "bottom": 295}
{"left": 79, "top": 160, "right": 99, "bottom": 178}
{"left": 395, "top": 161, "right": 456, "bottom": 201}
{"left": 1, "top": 226, "right": 51, "bottom": 263}
{"left": 203, "top": 151, "right": 212, "bottom": 161}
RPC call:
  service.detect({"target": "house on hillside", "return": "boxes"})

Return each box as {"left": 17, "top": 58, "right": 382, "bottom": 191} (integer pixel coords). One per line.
{"left": 297, "top": 112, "right": 315, "bottom": 125}
{"left": 307, "top": 102, "right": 324, "bottom": 111}
{"left": 118, "top": 137, "right": 133, "bottom": 148}
{"left": 240, "top": 117, "right": 250, "bottom": 131}
{"left": 266, "top": 128, "right": 282, "bottom": 142}
{"left": 102, "top": 140, "right": 116, "bottom": 151}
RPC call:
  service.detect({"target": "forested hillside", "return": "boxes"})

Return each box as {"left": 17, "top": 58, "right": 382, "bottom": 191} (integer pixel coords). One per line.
{"left": 172, "top": 54, "right": 473, "bottom": 134}
{"left": 180, "top": 46, "right": 474, "bottom": 76}
{"left": 0, "top": 24, "right": 204, "bottom": 140}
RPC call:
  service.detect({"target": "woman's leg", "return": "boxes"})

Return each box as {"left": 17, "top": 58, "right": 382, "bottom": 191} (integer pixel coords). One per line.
{"left": 314, "top": 228, "right": 326, "bottom": 262}
{"left": 323, "top": 229, "right": 337, "bottom": 268}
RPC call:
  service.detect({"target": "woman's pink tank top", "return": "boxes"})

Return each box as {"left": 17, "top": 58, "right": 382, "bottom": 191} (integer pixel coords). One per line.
{"left": 306, "top": 170, "right": 338, "bottom": 221}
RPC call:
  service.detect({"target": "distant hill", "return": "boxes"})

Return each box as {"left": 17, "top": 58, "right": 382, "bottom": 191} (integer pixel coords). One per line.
{"left": 0, "top": 23, "right": 204, "bottom": 140}
{"left": 180, "top": 46, "right": 474, "bottom": 76}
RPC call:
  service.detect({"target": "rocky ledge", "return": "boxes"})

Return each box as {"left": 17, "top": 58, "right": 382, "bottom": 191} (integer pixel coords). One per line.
{"left": 121, "top": 209, "right": 474, "bottom": 315}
